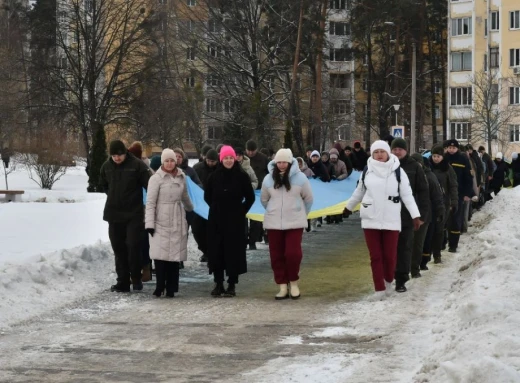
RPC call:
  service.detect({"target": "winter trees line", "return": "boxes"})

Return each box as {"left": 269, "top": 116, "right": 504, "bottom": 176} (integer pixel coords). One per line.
{"left": 2, "top": 0, "right": 513, "bottom": 190}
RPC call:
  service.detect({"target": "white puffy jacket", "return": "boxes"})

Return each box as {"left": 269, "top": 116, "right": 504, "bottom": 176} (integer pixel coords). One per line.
{"left": 346, "top": 154, "right": 420, "bottom": 231}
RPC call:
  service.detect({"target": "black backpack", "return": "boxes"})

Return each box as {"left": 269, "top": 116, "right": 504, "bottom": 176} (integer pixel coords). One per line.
{"left": 360, "top": 165, "right": 402, "bottom": 194}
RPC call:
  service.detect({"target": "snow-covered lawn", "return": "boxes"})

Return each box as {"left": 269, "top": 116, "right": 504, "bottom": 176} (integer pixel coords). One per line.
{"left": 1, "top": 159, "right": 519, "bottom": 382}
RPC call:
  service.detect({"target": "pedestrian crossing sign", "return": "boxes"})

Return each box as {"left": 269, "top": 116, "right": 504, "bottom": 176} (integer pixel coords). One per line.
{"left": 391, "top": 126, "right": 405, "bottom": 138}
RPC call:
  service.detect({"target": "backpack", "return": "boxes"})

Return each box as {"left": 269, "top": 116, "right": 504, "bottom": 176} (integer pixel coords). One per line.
{"left": 360, "top": 165, "right": 402, "bottom": 194}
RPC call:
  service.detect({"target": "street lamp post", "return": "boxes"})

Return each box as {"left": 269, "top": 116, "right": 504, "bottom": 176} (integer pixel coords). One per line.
{"left": 410, "top": 42, "right": 417, "bottom": 153}
{"left": 393, "top": 104, "right": 400, "bottom": 126}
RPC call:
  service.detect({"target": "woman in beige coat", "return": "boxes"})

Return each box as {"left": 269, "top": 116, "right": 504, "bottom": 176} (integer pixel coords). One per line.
{"left": 145, "top": 149, "right": 194, "bottom": 297}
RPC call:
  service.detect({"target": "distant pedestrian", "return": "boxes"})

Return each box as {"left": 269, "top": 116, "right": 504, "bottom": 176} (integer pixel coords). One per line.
{"left": 344, "top": 141, "right": 420, "bottom": 299}
{"left": 100, "top": 140, "right": 152, "bottom": 293}
{"left": 145, "top": 149, "right": 193, "bottom": 298}
{"left": 204, "top": 146, "right": 255, "bottom": 297}
{"left": 261, "top": 149, "right": 313, "bottom": 300}
{"left": 1, "top": 147, "right": 10, "bottom": 168}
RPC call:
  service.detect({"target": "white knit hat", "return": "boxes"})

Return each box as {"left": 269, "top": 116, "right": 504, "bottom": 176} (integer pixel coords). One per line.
{"left": 161, "top": 148, "right": 176, "bottom": 164}
{"left": 496, "top": 152, "right": 503, "bottom": 159}
{"left": 274, "top": 148, "right": 293, "bottom": 163}
{"left": 370, "top": 140, "right": 391, "bottom": 155}
{"left": 310, "top": 150, "right": 320, "bottom": 158}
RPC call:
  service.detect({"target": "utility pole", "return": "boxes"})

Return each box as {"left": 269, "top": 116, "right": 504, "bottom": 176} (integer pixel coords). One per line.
{"left": 410, "top": 42, "right": 417, "bottom": 153}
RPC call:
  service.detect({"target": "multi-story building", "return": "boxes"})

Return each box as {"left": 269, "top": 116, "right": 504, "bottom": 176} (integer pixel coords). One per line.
{"left": 448, "top": 0, "right": 520, "bottom": 157}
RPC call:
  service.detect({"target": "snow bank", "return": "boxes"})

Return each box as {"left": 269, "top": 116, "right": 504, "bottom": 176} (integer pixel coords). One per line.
{"left": 415, "top": 187, "right": 520, "bottom": 383}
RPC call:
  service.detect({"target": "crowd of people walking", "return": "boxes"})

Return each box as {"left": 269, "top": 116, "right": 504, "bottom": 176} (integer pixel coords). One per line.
{"left": 99, "top": 137, "right": 519, "bottom": 300}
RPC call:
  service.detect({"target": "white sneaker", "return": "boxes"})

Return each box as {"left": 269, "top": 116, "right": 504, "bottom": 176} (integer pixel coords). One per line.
{"left": 289, "top": 281, "right": 300, "bottom": 299}
{"left": 367, "top": 291, "right": 386, "bottom": 301}
{"left": 275, "top": 284, "right": 289, "bottom": 300}
{"left": 384, "top": 280, "right": 393, "bottom": 296}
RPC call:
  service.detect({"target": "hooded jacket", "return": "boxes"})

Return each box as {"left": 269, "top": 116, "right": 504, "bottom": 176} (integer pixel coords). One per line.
{"left": 444, "top": 150, "right": 475, "bottom": 198}
{"left": 261, "top": 158, "right": 314, "bottom": 230}
{"left": 429, "top": 156, "right": 459, "bottom": 211}
{"left": 307, "top": 158, "right": 331, "bottom": 182}
{"left": 297, "top": 158, "right": 314, "bottom": 177}
{"left": 346, "top": 154, "right": 420, "bottom": 231}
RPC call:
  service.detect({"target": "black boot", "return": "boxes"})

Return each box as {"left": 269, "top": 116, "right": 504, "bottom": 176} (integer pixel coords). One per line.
{"left": 223, "top": 283, "right": 236, "bottom": 297}
{"left": 395, "top": 282, "right": 407, "bottom": 293}
{"left": 153, "top": 260, "right": 166, "bottom": 298}
{"left": 433, "top": 256, "right": 442, "bottom": 264}
{"left": 211, "top": 282, "right": 225, "bottom": 297}
{"left": 110, "top": 283, "right": 130, "bottom": 293}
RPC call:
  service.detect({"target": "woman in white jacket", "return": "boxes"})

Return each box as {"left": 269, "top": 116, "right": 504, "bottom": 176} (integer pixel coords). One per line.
{"left": 145, "top": 149, "right": 194, "bottom": 298}
{"left": 261, "top": 149, "right": 313, "bottom": 300}
{"left": 344, "top": 141, "right": 421, "bottom": 297}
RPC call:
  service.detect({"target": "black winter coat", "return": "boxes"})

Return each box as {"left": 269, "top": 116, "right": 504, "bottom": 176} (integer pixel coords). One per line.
{"left": 444, "top": 151, "right": 474, "bottom": 199}
{"left": 424, "top": 166, "right": 445, "bottom": 223}
{"left": 351, "top": 148, "right": 369, "bottom": 171}
{"left": 481, "top": 152, "right": 494, "bottom": 179}
{"left": 179, "top": 159, "right": 202, "bottom": 187}
{"left": 193, "top": 161, "right": 217, "bottom": 189}
{"left": 100, "top": 152, "right": 151, "bottom": 222}
{"left": 322, "top": 159, "right": 335, "bottom": 179}
{"left": 511, "top": 159, "right": 520, "bottom": 187}
{"left": 248, "top": 152, "right": 270, "bottom": 189}
{"left": 307, "top": 159, "right": 331, "bottom": 182}
{"left": 399, "top": 155, "right": 430, "bottom": 224}
{"left": 204, "top": 162, "right": 255, "bottom": 276}
{"left": 429, "top": 157, "right": 459, "bottom": 211}
{"left": 491, "top": 160, "right": 510, "bottom": 189}
{"left": 469, "top": 151, "right": 484, "bottom": 186}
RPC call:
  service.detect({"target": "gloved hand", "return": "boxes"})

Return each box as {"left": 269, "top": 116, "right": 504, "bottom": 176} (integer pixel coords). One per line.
{"left": 413, "top": 218, "right": 422, "bottom": 231}
{"left": 343, "top": 207, "right": 352, "bottom": 218}
{"left": 146, "top": 228, "right": 155, "bottom": 237}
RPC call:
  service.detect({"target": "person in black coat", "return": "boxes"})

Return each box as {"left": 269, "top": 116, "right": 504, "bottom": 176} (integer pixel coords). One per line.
{"left": 444, "top": 139, "right": 474, "bottom": 253}
{"left": 204, "top": 146, "right": 255, "bottom": 297}
{"left": 512, "top": 152, "right": 520, "bottom": 187}
{"left": 307, "top": 150, "right": 330, "bottom": 182}
{"left": 100, "top": 140, "right": 152, "bottom": 293}
{"left": 351, "top": 141, "right": 369, "bottom": 171}
{"left": 491, "top": 152, "right": 510, "bottom": 195}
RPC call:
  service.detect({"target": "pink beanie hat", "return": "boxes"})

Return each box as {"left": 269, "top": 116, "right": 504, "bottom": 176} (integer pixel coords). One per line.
{"left": 219, "top": 145, "right": 236, "bottom": 162}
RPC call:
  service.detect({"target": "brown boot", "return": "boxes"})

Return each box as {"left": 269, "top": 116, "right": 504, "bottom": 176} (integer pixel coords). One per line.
{"left": 142, "top": 264, "right": 152, "bottom": 282}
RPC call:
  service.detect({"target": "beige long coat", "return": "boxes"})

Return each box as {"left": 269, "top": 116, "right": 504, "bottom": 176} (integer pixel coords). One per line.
{"left": 145, "top": 168, "right": 194, "bottom": 262}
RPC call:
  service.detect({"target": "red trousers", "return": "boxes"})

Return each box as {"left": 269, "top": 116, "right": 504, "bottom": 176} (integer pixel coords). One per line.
{"left": 363, "top": 229, "right": 400, "bottom": 291}
{"left": 267, "top": 229, "right": 304, "bottom": 284}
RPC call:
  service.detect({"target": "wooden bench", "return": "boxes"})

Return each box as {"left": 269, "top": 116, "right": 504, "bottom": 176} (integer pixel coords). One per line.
{"left": 0, "top": 190, "right": 24, "bottom": 202}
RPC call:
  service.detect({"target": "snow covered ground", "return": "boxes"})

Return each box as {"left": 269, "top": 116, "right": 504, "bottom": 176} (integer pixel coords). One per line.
{"left": 1, "top": 157, "right": 520, "bottom": 382}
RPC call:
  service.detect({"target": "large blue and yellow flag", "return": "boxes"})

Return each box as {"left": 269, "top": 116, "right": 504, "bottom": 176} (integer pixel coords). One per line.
{"left": 186, "top": 172, "right": 361, "bottom": 222}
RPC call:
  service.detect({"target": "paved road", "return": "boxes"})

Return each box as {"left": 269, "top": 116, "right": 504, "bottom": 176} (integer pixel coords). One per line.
{"left": 0, "top": 217, "right": 377, "bottom": 383}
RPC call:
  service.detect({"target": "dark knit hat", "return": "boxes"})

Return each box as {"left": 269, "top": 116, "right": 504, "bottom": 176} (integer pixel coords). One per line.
{"left": 235, "top": 147, "right": 244, "bottom": 156}
{"left": 411, "top": 153, "right": 424, "bottom": 166}
{"left": 444, "top": 139, "right": 459, "bottom": 149}
{"left": 465, "top": 144, "right": 474, "bottom": 151}
{"left": 353, "top": 141, "right": 361, "bottom": 149}
{"left": 305, "top": 145, "right": 313, "bottom": 152}
{"left": 431, "top": 144, "right": 444, "bottom": 156}
{"left": 246, "top": 140, "right": 257, "bottom": 151}
{"left": 201, "top": 144, "right": 213, "bottom": 156}
{"left": 205, "top": 149, "right": 219, "bottom": 161}
{"left": 109, "top": 140, "right": 126, "bottom": 156}
{"left": 383, "top": 134, "right": 395, "bottom": 146}
{"left": 150, "top": 155, "right": 161, "bottom": 171}
{"left": 391, "top": 137, "right": 407, "bottom": 151}
{"left": 344, "top": 146, "right": 352, "bottom": 151}
{"left": 478, "top": 145, "right": 486, "bottom": 151}
{"left": 216, "top": 144, "right": 224, "bottom": 153}
{"left": 127, "top": 141, "right": 143, "bottom": 159}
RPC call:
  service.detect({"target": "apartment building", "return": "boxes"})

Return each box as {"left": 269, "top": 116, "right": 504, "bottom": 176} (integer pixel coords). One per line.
{"left": 448, "top": 0, "right": 520, "bottom": 157}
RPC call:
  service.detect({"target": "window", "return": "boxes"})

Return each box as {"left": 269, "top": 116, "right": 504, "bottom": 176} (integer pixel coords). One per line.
{"left": 208, "top": 45, "right": 220, "bottom": 58}
{"left": 59, "top": 56, "right": 67, "bottom": 69}
{"left": 362, "top": 77, "right": 368, "bottom": 91}
{"left": 187, "top": 0, "right": 196, "bottom": 6}
{"left": 450, "top": 87, "right": 472, "bottom": 106}
{"left": 362, "top": 54, "right": 368, "bottom": 66}
{"left": 434, "top": 105, "right": 440, "bottom": 119}
{"left": 330, "top": 74, "right": 349, "bottom": 88}
{"left": 207, "top": 126, "right": 223, "bottom": 140}
{"left": 489, "top": 84, "right": 499, "bottom": 105}
{"left": 223, "top": 99, "right": 237, "bottom": 114}
{"left": 451, "top": 17, "right": 472, "bottom": 36}
{"left": 510, "top": 48, "right": 520, "bottom": 67}
{"left": 187, "top": 47, "right": 195, "bottom": 60}
{"left": 333, "top": 102, "right": 349, "bottom": 114}
{"left": 208, "top": 19, "right": 220, "bottom": 33}
{"left": 329, "top": 48, "right": 350, "bottom": 61}
{"left": 329, "top": 0, "right": 351, "bottom": 10}
{"left": 510, "top": 125, "right": 520, "bottom": 142}
{"left": 206, "top": 99, "right": 221, "bottom": 113}
{"left": 84, "top": 0, "right": 93, "bottom": 12}
{"left": 159, "top": 45, "right": 166, "bottom": 57}
{"left": 329, "top": 22, "right": 350, "bottom": 36}
{"left": 511, "top": 11, "right": 520, "bottom": 29}
{"left": 510, "top": 87, "right": 520, "bottom": 105}
{"left": 450, "top": 122, "right": 470, "bottom": 140}
{"left": 186, "top": 76, "right": 195, "bottom": 87}
{"left": 58, "top": 11, "right": 67, "bottom": 23}
{"left": 434, "top": 80, "right": 441, "bottom": 94}
{"left": 206, "top": 73, "right": 221, "bottom": 86}
{"left": 484, "top": 47, "right": 500, "bottom": 70}
{"left": 451, "top": 51, "right": 472, "bottom": 71}
{"left": 485, "top": 12, "right": 500, "bottom": 36}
